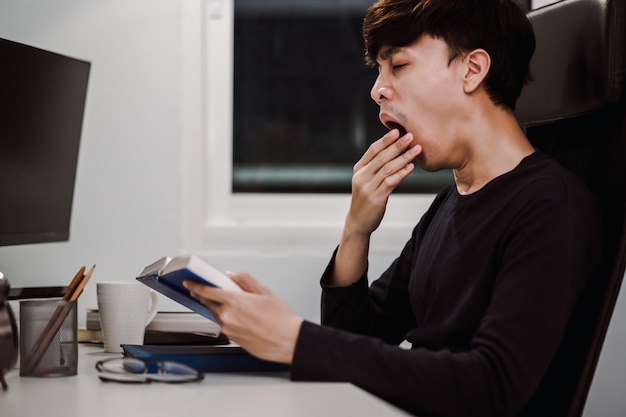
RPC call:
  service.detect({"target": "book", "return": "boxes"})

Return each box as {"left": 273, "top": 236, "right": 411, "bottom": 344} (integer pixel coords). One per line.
{"left": 122, "top": 344, "right": 290, "bottom": 373}
{"left": 142, "top": 330, "right": 230, "bottom": 346}
{"left": 78, "top": 328, "right": 230, "bottom": 346}
{"left": 146, "top": 311, "right": 221, "bottom": 335}
{"left": 78, "top": 328, "right": 103, "bottom": 343}
{"left": 82, "top": 309, "right": 229, "bottom": 345}
{"left": 86, "top": 309, "right": 222, "bottom": 336}
{"left": 136, "top": 255, "right": 242, "bottom": 323}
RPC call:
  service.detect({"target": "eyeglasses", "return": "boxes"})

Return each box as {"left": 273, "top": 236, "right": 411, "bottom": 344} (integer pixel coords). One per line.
{"left": 96, "top": 357, "right": 204, "bottom": 383}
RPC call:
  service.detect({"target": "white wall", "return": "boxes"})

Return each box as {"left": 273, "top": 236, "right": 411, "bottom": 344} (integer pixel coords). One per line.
{"left": 0, "top": 0, "right": 398, "bottom": 325}
{"left": 0, "top": 0, "right": 184, "bottom": 318}
{"left": 0, "top": 1, "right": 624, "bottom": 415}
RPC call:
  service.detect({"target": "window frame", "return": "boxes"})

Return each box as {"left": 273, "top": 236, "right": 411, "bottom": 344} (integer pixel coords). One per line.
{"left": 181, "top": 0, "right": 434, "bottom": 254}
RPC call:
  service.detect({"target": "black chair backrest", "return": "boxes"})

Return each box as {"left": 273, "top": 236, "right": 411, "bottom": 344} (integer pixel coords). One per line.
{"left": 515, "top": 0, "right": 626, "bottom": 416}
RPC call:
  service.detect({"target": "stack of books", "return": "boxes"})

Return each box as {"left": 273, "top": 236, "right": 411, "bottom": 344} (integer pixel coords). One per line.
{"left": 80, "top": 309, "right": 229, "bottom": 345}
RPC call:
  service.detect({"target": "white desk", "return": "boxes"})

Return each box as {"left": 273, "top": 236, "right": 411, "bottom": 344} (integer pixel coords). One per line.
{"left": 2, "top": 344, "right": 410, "bottom": 417}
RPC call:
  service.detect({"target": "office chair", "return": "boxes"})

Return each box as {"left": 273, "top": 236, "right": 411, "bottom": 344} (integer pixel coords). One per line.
{"left": 514, "top": 0, "right": 626, "bottom": 415}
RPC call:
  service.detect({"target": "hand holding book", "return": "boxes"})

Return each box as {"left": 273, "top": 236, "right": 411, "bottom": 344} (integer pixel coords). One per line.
{"left": 183, "top": 272, "right": 303, "bottom": 364}
{"left": 137, "top": 255, "right": 241, "bottom": 324}
{"left": 138, "top": 255, "right": 302, "bottom": 364}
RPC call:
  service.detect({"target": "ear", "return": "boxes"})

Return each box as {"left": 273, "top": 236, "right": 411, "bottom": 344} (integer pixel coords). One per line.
{"left": 462, "top": 49, "right": 490, "bottom": 94}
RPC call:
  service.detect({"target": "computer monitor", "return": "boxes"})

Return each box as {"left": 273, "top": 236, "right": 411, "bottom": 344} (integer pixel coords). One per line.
{"left": 0, "top": 38, "right": 90, "bottom": 246}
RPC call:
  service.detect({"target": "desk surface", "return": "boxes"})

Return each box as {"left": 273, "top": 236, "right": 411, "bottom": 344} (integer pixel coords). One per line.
{"left": 2, "top": 344, "right": 410, "bottom": 417}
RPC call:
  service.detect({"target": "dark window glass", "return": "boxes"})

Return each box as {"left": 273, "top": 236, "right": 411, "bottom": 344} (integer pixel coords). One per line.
{"left": 235, "top": 1, "right": 511, "bottom": 193}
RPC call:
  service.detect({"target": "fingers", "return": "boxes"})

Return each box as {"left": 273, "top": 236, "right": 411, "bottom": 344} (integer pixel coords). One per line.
{"left": 227, "top": 272, "right": 271, "bottom": 295}
{"left": 184, "top": 280, "right": 227, "bottom": 303}
{"left": 354, "top": 130, "right": 421, "bottom": 192}
{"left": 354, "top": 128, "right": 402, "bottom": 171}
{"left": 356, "top": 130, "right": 419, "bottom": 176}
{"left": 183, "top": 272, "right": 269, "bottom": 306}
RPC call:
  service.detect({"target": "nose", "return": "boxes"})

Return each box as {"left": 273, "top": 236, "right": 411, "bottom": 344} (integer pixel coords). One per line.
{"left": 370, "top": 75, "right": 392, "bottom": 105}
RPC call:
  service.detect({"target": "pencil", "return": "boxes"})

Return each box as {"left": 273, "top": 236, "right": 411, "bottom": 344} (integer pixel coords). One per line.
{"left": 21, "top": 265, "right": 95, "bottom": 375}
{"left": 70, "top": 265, "right": 95, "bottom": 301}
{"left": 63, "top": 265, "right": 86, "bottom": 301}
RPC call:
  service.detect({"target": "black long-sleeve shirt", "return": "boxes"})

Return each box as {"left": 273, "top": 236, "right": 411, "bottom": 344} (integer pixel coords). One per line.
{"left": 290, "top": 152, "right": 602, "bottom": 417}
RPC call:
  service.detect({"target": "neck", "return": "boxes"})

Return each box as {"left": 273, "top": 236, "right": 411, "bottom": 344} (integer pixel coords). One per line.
{"left": 453, "top": 106, "right": 535, "bottom": 195}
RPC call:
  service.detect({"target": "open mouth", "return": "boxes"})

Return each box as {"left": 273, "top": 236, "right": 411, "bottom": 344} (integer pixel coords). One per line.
{"left": 386, "top": 121, "right": 407, "bottom": 137}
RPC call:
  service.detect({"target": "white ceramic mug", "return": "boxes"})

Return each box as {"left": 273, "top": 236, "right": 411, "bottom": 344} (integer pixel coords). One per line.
{"left": 96, "top": 282, "right": 159, "bottom": 353}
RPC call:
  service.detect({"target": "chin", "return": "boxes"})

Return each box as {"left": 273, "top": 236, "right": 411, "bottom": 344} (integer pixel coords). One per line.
{"left": 415, "top": 155, "right": 433, "bottom": 172}
{"left": 417, "top": 158, "right": 444, "bottom": 173}
{"left": 415, "top": 149, "right": 449, "bottom": 173}
{"left": 420, "top": 165, "right": 440, "bottom": 173}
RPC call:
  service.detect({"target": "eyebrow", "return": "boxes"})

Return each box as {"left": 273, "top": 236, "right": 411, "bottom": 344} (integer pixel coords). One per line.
{"left": 378, "top": 46, "right": 402, "bottom": 62}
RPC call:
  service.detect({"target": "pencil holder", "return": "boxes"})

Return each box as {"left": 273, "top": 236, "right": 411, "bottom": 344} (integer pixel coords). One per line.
{"left": 19, "top": 299, "right": 78, "bottom": 377}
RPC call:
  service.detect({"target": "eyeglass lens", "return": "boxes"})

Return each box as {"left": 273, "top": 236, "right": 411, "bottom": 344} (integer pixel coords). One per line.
{"left": 96, "top": 358, "right": 203, "bottom": 383}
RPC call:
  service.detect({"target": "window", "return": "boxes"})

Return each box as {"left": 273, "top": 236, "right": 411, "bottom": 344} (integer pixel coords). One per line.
{"left": 180, "top": 0, "right": 446, "bottom": 253}
{"left": 232, "top": 0, "right": 451, "bottom": 194}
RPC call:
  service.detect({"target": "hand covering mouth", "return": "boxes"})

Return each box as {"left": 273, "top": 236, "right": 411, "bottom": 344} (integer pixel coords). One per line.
{"left": 386, "top": 121, "right": 407, "bottom": 137}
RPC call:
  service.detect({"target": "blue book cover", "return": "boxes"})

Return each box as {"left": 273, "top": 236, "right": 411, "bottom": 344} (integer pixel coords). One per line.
{"left": 136, "top": 255, "right": 243, "bottom": 323}
{"left": 137, "top": 274, "right": 218, "bottom": 322}
{"left": 122, "top": 344, "right": 290, "bottom": 373}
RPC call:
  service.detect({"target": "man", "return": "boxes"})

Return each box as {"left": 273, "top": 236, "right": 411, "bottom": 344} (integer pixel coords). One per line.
{"left": 184, "top": 0, "right": 602, "bottom": 415}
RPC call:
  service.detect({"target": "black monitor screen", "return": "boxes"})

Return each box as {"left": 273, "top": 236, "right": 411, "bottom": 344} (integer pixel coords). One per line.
{"left": 0, "top": 38, "right": 90, "bottom": 246}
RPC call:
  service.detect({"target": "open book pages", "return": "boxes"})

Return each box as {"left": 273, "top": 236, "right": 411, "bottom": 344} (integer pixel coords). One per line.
{"left": 139, "top": 256, "right": 171, "bottom": 277}
{"left": 140, "top": 255, "right": 242, "bottom": 292}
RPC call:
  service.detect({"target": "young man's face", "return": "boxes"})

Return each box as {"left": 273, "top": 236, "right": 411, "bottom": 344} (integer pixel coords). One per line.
{"left": 371, "top": 35, "right": 467, "bottom": 172}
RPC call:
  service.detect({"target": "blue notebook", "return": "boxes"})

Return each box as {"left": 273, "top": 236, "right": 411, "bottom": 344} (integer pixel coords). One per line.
{"left": 122, "top": 344, "right": 290, "bottom": 373}
{"left": 136, "top": 255, "right": 244, "bottom": 323}
{"left": 137, "top": 273, "right": 218, "bottom": 322}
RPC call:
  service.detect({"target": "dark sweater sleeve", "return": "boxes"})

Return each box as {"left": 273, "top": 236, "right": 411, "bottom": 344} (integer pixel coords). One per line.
{"left": 290, "top": 187, "right": 601, "bottom": 417}
{"left": 318, "top": 243, "right": 418, "bottom": 344}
